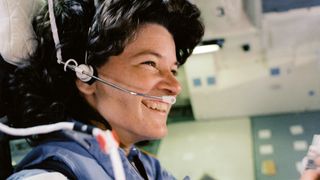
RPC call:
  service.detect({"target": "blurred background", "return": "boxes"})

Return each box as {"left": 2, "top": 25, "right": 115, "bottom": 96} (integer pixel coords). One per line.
{"left": 154, "top": 0, "right": 320, "bottom": 179}
{"left": 5, "top": 0, "right": 320, "bottom": 179}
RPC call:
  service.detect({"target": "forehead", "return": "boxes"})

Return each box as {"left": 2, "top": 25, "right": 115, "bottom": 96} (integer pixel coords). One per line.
{"left": 122, "top": 23, "right": 177, "bottom": 61}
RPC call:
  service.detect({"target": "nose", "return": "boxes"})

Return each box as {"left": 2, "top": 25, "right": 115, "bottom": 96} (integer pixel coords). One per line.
{"left": 158, "top": 71, "right": 182, "bottom": 96}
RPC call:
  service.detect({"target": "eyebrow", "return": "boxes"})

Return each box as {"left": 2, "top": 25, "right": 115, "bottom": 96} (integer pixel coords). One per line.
{"left": 131, "top": 50, "right": 162, "bottom": 59}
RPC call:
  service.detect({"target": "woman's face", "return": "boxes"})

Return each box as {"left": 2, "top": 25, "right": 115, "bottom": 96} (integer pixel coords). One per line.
{"left": 84, "top": 23, "right": 181, "bottom": 145}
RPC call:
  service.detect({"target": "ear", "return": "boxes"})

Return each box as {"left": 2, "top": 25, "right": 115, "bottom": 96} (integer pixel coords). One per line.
{"left": 76, "top": 79, "right": 96, "bottom": 95}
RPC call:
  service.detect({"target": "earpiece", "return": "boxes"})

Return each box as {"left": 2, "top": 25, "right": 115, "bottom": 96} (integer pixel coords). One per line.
{"left": 63, "top": 59, "right": 96, "bottom": 84}
{"left": 75, "top": 64, "right": 97, "bottom": 85}
{"left": 76, "top": 64, "right": 93, "bottom": 82}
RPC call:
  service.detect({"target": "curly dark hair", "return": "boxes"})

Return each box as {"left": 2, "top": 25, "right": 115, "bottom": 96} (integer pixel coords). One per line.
{"left": 5, "top": 0, "right": 204, "bottom": 129}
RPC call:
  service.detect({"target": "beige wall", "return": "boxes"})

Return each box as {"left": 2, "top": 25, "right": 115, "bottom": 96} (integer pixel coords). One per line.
{"left": 158, "top": 117, "right": 254, "bottom": 180}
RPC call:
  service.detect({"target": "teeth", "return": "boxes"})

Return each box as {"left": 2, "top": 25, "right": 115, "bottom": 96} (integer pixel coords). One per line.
{"left": 144, "top": 101, "right": 168, "bottom": 112}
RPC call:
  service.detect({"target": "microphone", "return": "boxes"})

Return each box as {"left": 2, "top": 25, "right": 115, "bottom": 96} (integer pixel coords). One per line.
{"left": 68, "top": 62, "right": 176, "bottom": 105}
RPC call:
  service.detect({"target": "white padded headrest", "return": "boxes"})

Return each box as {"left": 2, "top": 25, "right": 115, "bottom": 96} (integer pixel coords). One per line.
{"left": 0, "top": 0, "right": 45, "bottom": 66}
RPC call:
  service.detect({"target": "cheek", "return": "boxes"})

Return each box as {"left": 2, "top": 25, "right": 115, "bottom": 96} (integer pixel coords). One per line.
{"left": 95, "top": 84, "right": 142, "bottom": 119}
{"left": 133, "top": 76, "right": 160, "bottom": 93}
{"left": 113, "top": 69, "right": 160, "bottom": 93}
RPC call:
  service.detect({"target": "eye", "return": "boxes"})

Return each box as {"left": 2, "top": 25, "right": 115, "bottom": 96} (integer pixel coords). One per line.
{"left": 171, "top": 69, "right": 178, "bottom": 76}
{"left": 142, "top": 61, "right": 157, "bottom": 68}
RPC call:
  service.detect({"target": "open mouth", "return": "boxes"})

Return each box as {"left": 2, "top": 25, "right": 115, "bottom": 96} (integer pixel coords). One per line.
{"left": 142, "top": 100, "right": 169, "bottom": 113}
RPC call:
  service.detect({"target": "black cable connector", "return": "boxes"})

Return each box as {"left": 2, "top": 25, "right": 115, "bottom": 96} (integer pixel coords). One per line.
{"left": 73, "top": 122, "right": 94, "bottom": 135}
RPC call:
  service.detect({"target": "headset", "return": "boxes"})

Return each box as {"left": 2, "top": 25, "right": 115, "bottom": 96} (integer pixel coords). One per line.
{"left": 48, "top": 0, "right": 176, "bottom": 105}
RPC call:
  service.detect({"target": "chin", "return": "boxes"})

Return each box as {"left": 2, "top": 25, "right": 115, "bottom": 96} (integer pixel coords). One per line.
{"left": 138, "top": 129, "right": 166, "bottom": 142}
{"left": 149, "top": 128, "right": 168, "bottom": 140}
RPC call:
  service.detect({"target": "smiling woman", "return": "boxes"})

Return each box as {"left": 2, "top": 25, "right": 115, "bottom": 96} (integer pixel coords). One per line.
{"left": 84, "top": 24, "right": 181, "bottom": 147}
{"left": 4, "top": 0, "right": 204, "bottom": 179}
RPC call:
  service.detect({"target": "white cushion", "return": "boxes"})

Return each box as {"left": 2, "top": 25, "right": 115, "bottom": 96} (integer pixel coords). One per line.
{"left": 0, "top": 0, "right": 45, "bottom": 66}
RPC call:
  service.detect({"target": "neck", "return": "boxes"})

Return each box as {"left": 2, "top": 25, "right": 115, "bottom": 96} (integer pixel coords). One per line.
{"left": 120, "top": 143, "right": 133, "bottom": 155}
{"left": 111, "top": 129, "right": 134, "bottom": 156}
{"left": 90, "top": 119, "right": 109, "bottom": 130}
